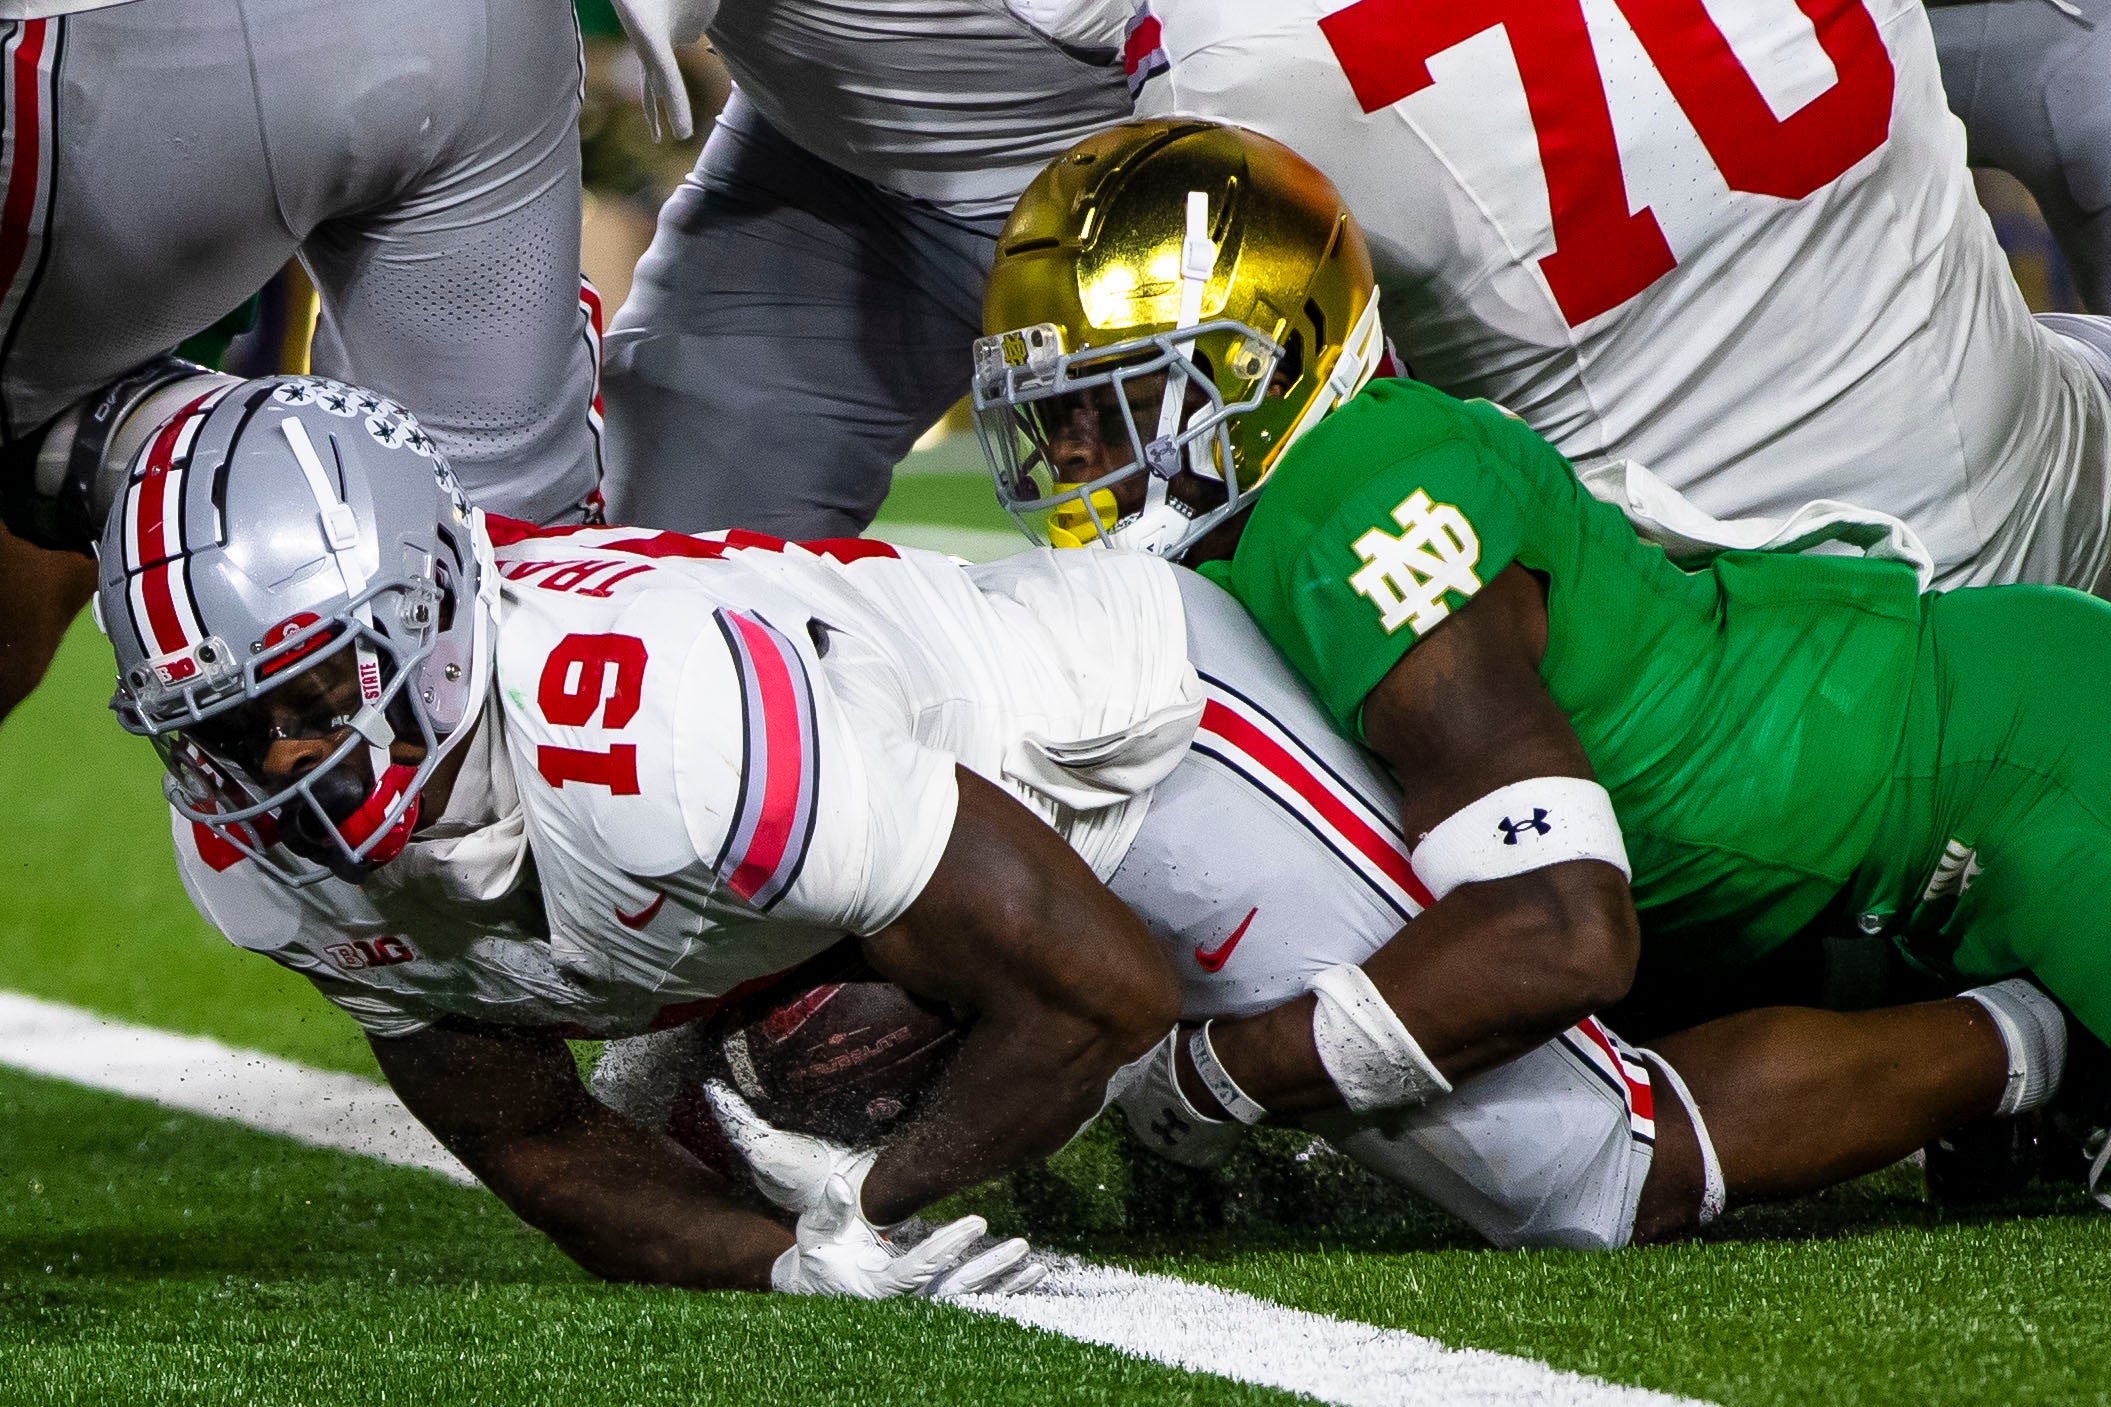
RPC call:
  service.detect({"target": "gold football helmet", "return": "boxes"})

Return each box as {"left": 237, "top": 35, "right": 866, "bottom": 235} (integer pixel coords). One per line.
{"left": 974, "top": 119, "right": 1382, "bottom": 559}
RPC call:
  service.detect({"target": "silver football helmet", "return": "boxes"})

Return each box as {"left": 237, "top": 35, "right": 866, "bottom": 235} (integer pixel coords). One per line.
{"left": 96, "top": 375, "right": 496, "bottom": 887}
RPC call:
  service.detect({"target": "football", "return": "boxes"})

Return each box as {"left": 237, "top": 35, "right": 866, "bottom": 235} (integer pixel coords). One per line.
{"left": 665, "top": 942, "right": 966, "bottom": 1161}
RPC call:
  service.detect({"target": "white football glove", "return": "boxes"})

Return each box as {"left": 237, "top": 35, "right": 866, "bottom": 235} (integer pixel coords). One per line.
{"left": 704, "top": 1081, "right": 1046, "bottom": 1298}
{"left": 1111, "top": 1028, "right": 1245, "bottom": 1170}
{"left": 607, "top": 0, "right": 718, "bottom": 142}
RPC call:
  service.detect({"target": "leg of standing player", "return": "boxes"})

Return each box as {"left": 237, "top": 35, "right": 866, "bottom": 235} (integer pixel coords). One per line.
{"left": 599, "top": 90, "right": 998, "bottom": 538}
{"left": 0, "top": 6, "right": 299, "bottom": 720}
{"left": 0, "top": 0, "right": 603, "bottom": 721}
{"left": 286, "top": 0, "right": 603, "bottom": 526}
{"left": 1929, "top": 0, "right": 2111, "bottom": 314}
{"left": 0, "top": 528, "right": 92, "bottom": 719}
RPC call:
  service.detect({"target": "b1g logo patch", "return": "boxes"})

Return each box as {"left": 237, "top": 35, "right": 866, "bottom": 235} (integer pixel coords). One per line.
{"left": 324, "top": 936, "right": 417, "bottom": 971}
{"left": 1348, "top": 490, "right": 1481, "bottom": 636}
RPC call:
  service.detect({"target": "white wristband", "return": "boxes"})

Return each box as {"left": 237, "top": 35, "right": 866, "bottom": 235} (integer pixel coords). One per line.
{"left": 1410, "top": 776, "right": 1630, "bottom": 901}
{"left": 1963, "top": 980, "right": 2067, "bottom": 1117}
{"left": 1308, "top": 964, "right": 1451, "bottom": 1113}
{"left": 1188, "top": 1022, "right": 1268, "bottom": 1125}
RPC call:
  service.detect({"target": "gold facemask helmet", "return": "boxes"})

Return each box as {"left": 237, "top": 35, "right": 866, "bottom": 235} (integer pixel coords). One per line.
{"left": 974, "top": 119, "right": 1382, "bottom": 559}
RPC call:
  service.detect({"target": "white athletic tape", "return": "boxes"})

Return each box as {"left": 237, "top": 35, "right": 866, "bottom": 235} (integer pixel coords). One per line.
{"left": 1963, "top": 980, "right": 2068, "bottom": 1117}
{"left": 1638, "top": 1049, "right": 1724, "bottom": 1228}
{"left": 1188, "top": 1022, "right": 1267, "bottom": 1125}
{"left": 1411, "top": 777, "right": 1629, "bottom": 902}
{"left": 0, "top": 990, "right": 1716, "bottom": 1407}
{"left": 1309, "top": 964, "right": 1451, "bottom": 1113}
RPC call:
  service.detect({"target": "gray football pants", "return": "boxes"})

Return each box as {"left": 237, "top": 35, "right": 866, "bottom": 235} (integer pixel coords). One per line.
{"left": 1930, "top": 0, "right": 2111, "bottom": 314}
{"left": 0, "top": 0, "right": 601, "bottom": 524}
{"left": 601, "top": 89, "right": 1003, "bottom": 538}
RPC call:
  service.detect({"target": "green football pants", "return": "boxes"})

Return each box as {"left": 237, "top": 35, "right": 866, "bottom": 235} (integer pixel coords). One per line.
{"left": 1848, "top": 583, "right": 2111, "bottom": 1044}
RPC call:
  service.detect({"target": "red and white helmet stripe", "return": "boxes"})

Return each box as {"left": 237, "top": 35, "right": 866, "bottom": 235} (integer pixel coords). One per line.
{"left": 120, "top": 386, "right": 234, "bottom": 679}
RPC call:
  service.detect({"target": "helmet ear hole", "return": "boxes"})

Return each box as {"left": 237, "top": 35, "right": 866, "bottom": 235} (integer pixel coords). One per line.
{"left": 1275, "top": 328, "right": 1306, "bottom": 394}
{"left": 432, "top": 560, "right": 458, "bottom": 633}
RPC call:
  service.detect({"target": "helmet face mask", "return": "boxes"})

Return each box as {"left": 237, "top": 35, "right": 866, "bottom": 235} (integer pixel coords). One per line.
{"left": 146, "top": 586, "right": 451, "bottom": 885}
{"left": 99, "top": 375, "right": 494, "bottom": 889}
{"left": 973, "top": 318, "right": 1282, "bottom": 556}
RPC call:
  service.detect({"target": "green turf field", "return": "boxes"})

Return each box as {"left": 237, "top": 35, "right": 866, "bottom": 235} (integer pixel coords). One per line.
{"left": 3, "top": 461, "right": 2108, "bottom": 1406}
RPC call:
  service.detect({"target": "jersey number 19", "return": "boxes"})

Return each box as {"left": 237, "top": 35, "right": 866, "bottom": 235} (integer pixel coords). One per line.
{"left": 536, "top": 632, "right": 649, "bottom": 794}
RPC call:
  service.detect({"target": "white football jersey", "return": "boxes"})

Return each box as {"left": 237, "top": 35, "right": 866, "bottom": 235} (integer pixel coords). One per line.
{"left": 175, "top": 524, "right": 1199, "bottom": 1039}
{"left": 706, "top": 0, "right": 1133, "bottom": 219}
{"left": 1109, "top": 0, "right": 2111, "bottom": 590}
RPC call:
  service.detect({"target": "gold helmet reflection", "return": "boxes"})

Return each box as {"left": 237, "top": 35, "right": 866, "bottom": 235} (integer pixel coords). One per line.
{"left": 973, "top": 119, "right": 1382, "bottom": 557}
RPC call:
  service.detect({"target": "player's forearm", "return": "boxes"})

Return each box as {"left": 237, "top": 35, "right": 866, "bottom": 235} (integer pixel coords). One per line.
{"left": 857, "top": 766, "right": 1180, "bottom": 1223}
{"left": 1201, "top": 871, "right": 1637, "bottom": 1119}
{"left": 465, "top": 1106, "right": 793, "bottom": 1290}
{"left": 371, "top": 1024, "right": 791, "bottom": 1290}
{"left": 860, "top": 1007, "right": 1147, "bottom": 1226}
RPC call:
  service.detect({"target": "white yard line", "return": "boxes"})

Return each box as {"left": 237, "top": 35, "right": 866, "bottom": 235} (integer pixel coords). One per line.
{"left": 968, "top": 1263, "right": 1705, "bottom": 1407}
{"left": 0, "top": 991, "right": 472, "bottom": 1185}
{"left": 0, "top": 991, "right": 1710, "bottom": 1407}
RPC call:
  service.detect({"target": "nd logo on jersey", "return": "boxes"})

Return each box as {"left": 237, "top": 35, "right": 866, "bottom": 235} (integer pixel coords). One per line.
{"left": 1348, "top": 490, "right": 1482, "bottom": 636}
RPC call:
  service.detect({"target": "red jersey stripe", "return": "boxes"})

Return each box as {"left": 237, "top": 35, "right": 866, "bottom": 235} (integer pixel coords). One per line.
{"left": 1577, "top": 1017, "right": 1653, "bottom": 1122}
{"left": 1200, "top": 697, "right": 1434, "bottom": 909}
{"left": 0, "top": 21, "right": 47, "bottom": 320}
{"left": 723, "top": 612, "right": 808, "bottom": 903}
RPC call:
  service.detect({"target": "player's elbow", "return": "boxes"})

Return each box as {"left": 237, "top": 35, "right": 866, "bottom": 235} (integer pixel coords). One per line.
{"left": 1090, "top": 950, "right": 1183, "bottom": 1064}
{"left": 1517, "top": 861, "right": 1639, "bottom": 1022}
{"left": 984, "top": 879, "right": 1179, "bottom": 1072}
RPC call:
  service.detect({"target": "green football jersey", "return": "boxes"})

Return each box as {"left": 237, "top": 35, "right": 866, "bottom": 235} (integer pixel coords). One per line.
{"left": 1204, "top": 379, "right": 1926, "bottom": 966}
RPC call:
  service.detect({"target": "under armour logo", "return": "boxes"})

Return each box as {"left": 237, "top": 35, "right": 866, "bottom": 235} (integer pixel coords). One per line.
{"left": 1149, "top": 1109, "right": 1191, "bottom": 1147}
{"left": 1497, "top": 809, "right": 1551, "bottom": 845}
{"left": 1348, "top": 489, "right": 1482, "bottom": 636}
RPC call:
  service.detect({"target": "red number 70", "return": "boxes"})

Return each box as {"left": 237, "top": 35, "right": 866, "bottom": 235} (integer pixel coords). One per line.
{"left": 1319, "top": 0, "right": 1894, "bottom": 325}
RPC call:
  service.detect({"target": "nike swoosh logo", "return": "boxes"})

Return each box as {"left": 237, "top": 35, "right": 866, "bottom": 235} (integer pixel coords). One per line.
{"left": 615, "top": 892, "right": 666, "bottom": 930}
{"left": 1195, "top": 908, "right": 1258, "bottom": 973}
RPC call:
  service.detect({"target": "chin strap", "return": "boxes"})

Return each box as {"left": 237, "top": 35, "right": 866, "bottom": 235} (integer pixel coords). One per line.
{"left": 336, "top": 763, "right": 422, "bottom": 866}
